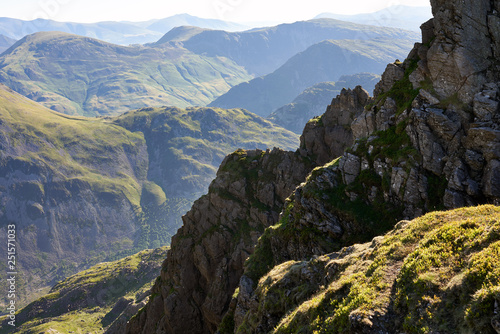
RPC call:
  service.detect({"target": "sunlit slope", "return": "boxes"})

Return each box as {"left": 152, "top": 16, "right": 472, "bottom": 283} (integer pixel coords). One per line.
{"left": 0, "top": 31, "right": 252, "bottom": 116}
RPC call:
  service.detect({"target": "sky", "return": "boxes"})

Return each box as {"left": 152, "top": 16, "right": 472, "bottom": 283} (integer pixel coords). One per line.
{"left": 1, "top": 0, "right": 431, "bottom": 24}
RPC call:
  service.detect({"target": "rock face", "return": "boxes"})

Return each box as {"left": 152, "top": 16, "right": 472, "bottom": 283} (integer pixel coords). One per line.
{"left": 423, "top": 0, "right": 500, "bottom": 104}
{"left": 226, "top": 0, "right": 500, "bottom": 332}
{"left": 125, "top": 149, "right": 313, "bottom": 333}
{"left": 300, "top": 86, "right": 371, "bottom": 166}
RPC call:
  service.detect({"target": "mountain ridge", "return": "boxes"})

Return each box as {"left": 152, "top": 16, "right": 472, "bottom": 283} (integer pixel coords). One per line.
{"left": 315, "top": 5, "right": 432, "bottom": 31}
{"left": 0, "top": 14, "right": 248, "bottom": 46}
{"left": 155, "top": 18, "right": 419, "bottom": 77}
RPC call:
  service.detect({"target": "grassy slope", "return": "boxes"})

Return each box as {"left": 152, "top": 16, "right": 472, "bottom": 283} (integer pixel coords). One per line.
{"left": 0, "top": 84, "right": 146, "bottom": 207}
{"left": 0, "top": 247, "right": 169, "bottom": 334}
{"left": 0, "top": 31, "right": 252, "bottom": 116}
{"left": 239, "top": 205, "right": 500, "bottom": 333}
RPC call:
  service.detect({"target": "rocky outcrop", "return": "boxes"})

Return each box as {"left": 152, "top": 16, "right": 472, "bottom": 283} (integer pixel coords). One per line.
{"left": 125, "top": 149, "right": 313, "bottom": 333}
{"left": 420, "top": 0, "right": 500, "bottom": 104}
{"left": 300, "top": 86, "right": 371, "bottom": 165}
{"left": 268, "top": 74, "right": 380, "bottom": 134}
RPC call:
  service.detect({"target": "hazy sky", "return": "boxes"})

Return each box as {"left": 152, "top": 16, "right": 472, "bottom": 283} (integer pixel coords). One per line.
{"left": 1, "top": 0, "right": 431, "bottom": 24}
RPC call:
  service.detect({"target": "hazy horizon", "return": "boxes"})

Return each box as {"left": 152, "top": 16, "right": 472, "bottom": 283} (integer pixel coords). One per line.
{"left": 2, "top": 0, "right": 431, "bottom": 25}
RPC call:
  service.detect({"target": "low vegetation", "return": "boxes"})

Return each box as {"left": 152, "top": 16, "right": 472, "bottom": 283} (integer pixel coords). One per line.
{"left": 246, "top": 205, "right": 500, "bottom": 333}
{"left": 0, "top": 247, "right": 169, "bottom": 334}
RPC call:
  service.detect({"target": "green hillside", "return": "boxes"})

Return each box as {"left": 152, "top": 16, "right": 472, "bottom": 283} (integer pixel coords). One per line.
{"left": 0, "top": 34, "right": 15, "bottom": 54}
{"left": 0, "top": 247, "right": 170, "bottom": 334}
{"left": 242, "top": 205, "right": 500, "bottom": 333}
{"left": 0, "top": 84, "right": 299, "bottom": 312}
{"left": 209, "top": 39, "right": 413, "bottom": 117}
{"left": 0, "top": 31, "right": 252, "bottom": 116}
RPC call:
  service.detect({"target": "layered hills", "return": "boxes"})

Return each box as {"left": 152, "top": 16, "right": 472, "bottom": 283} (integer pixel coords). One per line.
{"left": 0, "top": 84, "right": 298, "bottom": 312}
{"left": 209, "top": 38, "right": 413, "bottom": 117}
{"left": 124, "top": 0, "right": 500, "bottom": 332}
{"left": 0, "top": 19, "right": 418, "bottom": 118}
{"left": 0, "top": 31, "right": 252, "bottom": 116}
{"left": 156, "top": 19, "right": 419, "bottom": 77}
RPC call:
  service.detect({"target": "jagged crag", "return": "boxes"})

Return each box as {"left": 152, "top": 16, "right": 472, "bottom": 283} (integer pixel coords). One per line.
{"left": 127, "top": 0, "right": 500, "bottom": 333}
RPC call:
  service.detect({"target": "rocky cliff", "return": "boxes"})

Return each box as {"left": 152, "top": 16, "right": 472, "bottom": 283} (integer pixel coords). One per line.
{"left": 125, "top": 0, "right": 500, "bottom": 333}
{"left": 125, "top": 149, "right": 314, "bottom": 333}
{"left": 225, "top": 0, "right": 500, "bottom": 331}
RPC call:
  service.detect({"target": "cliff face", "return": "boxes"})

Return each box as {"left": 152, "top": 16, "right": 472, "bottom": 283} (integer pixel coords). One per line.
{"left": 126, "top": 149, "right": 313, "bottom": 333}
{"left": 127, "top": 0, "right": 500, "bottom": 333}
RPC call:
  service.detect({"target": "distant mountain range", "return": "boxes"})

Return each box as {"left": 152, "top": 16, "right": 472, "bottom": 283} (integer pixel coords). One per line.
{"left": 209, "top": 38, "right": 414, "bottom": 117}
{"left": 315, "top": 5, "right": 432, "bottom": 32}
{"left": 0, "top": 14, "right": 248, "bottom": 46}
{"left": 0, "top": 19, "right": 418, "bottom": 117}
{"left": 156, "top": 18, "right": 419, "bottom": 77}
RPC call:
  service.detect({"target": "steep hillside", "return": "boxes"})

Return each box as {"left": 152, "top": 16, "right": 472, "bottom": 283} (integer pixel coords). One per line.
{"left": 126, "top": 0, "right": 500, "bottom": 332}
{"left": 209, "top": 38, "right": 413, "bottom": 117}
{"left": 155, "top": 19, "right": 419, "bottom": 77}
{"left": 0, "top": 247, "right": 169, "bottom": 334}
{"left": 268, "top": 73, "right": 380, "bottom": 133}
{"left": 112, "top": 106, "right": 299, "bottom": 198}
{"left": 0, "top": 85, "right": 298, "bottom": 312}
{"left": 0, "top": 31, "right": 252, "bottom": 116}
{"left": 126, "top": 149, "right": 315, "bottom": 333}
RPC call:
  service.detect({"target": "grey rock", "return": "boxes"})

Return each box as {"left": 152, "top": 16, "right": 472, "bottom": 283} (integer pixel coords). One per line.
{"left": 482, "top": 159, "right": 500, "bottom": 200}
{"left": 300, "top": 86, "right": 370, "bottom": 165}
{"left": 374, "top": 63, "right": 405, "bottom": 97}
{"left": 419, "top": 89, "right": 440, "bottom": 105}
{"left": 420, "top": 18, "right": 435, "bottom": 45}
{"left": 341, "top": 153, "right": 361, "bottom": 185}
{"left": 473, "top": 91, "right": 499, "bottom": 122}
